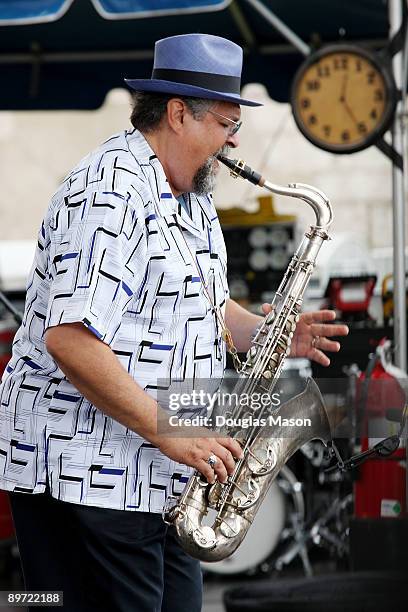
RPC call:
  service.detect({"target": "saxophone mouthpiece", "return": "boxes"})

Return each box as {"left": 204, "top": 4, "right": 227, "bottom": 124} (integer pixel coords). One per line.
{"left": 216, "top": 154, "right": 264, "bottom": 187}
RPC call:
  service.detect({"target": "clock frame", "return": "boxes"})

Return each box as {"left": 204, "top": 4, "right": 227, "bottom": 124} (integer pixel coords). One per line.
{"left": 290, "top": 44, "right": 398, "bottom": 154}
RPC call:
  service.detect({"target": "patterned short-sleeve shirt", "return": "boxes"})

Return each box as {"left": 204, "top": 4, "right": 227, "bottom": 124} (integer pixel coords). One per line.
{"left": 0, "top": 129, "right": 229, "bottom": 512}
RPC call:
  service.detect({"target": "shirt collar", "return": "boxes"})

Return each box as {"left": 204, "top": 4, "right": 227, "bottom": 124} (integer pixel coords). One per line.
{"left": 125, "top": 129, "right": 216, "bottom": 239}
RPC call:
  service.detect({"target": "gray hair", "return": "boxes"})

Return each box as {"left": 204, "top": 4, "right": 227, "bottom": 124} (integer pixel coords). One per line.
{"left": 130, "top": 91, "right": 214, "bottom": 133}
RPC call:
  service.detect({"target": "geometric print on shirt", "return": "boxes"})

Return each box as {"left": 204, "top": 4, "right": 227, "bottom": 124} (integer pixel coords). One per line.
{"left": 0, "top": 129, "right": 229, "bottom": 512}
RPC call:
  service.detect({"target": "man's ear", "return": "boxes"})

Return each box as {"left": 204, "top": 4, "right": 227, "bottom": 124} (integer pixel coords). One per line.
{"left": 166, "top": 98, "right": 186, "bottom": 134}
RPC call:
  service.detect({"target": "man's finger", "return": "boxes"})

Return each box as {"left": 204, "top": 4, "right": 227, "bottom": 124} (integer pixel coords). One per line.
{"left": 198, "top": 459, "right": 216, "bottom": 484}
{"left": 212, "top": 458, "right": 229, "bottom": 483}
{"left": 301, "top": 310, "right": 336, "bottom": 324}
{"left": 315, "top": 337, "right": 341, "bottom": 352}
{"left": 310, "top": 348, "right": 331, "bottom": 367}
{"left": 311, "top": 323, "right": 349, "bottom": 337}
{"left": 219, "top": 436, "right": 244, "bottom": 460}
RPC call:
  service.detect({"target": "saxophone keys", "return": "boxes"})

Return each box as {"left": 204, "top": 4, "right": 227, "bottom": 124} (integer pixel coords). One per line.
{"left": 207, "top": 481, "right": 224, "bottom": 508}
{"left": 233, "top": 478, "right": 260, "bottom": 510}
{"left": 286, "top": 319, "right": 296, "bottom": 333}
{"left": 248, "top": 445, "right": 277, "bottom": 476}
{"left": 192, "top": 526, "right": 217, "bottom": 550}
{"left": 265, "top": 311, "right": 275, "bottom": 325}
{"left": 278, "top": 334, "right": 291, "bottom": 348}
{"left": 268, "top": 353, "right": 280, "bottom": 369}
{"left": 248, "top": 346, "right": 258, "bottom": 358}
{"left": 219, "top": 514, "right": 242, "bottom": 539}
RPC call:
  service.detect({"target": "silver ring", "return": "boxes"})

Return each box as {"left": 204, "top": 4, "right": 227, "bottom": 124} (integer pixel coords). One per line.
{"left": 312, "top": 335, "right": 320, "bottom": 348}
{"left": 207, "top": 454, "right": 218, "bottom": 468}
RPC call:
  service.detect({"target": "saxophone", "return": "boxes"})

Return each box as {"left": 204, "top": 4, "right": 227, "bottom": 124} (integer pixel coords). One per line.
{"left": 163, "top": 155, "right": 341, "bottom": 562}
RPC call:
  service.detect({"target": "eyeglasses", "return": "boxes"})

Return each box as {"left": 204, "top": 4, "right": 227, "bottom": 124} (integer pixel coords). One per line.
{"left": 207, "top": 109, "right": 242, "bottom": 136}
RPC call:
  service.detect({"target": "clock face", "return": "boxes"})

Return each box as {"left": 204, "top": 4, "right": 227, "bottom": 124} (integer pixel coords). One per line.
{"left": 291, "top": 45, "right": 397, "bottom": 153}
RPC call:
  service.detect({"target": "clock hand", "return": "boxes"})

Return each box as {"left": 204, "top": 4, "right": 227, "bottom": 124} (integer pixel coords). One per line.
{"left": 343, "top": 99, "right": 360, "bottom": 127}
{"left": 339, "top": 74, "right": 348, "bottom": 102}
{"left": 339, "top": 73, "right": 360, "bottom": 127}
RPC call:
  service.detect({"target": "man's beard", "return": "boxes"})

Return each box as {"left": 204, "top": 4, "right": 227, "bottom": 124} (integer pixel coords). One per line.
{"left": 192, "top": 146, "right": 230, "bottom": 196}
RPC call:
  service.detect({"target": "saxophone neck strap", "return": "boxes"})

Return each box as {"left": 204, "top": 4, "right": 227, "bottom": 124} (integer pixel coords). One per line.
{"left": 176, "top": 221, "right": 242, "bottom": 369}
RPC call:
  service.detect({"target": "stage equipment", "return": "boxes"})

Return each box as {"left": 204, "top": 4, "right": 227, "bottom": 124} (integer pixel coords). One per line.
{"left": 163, "top": 155, "right": 344, "bottom": 562}
{"left": 342, "top": 340, "right": 408, "bottom": 572}
{"left": 382, "top": 272, "right": 408, "bottom": 327}
{"left": 325, "top": 341, "right": 406, "bottom": 481}
{"left": 291, "top": 44, "right": 398, "bottom": 154}
{"left": 353, "top": 340, "right": 407, "bottom": 519}
{"left": 323, "top": 274, "right": 377, "bottom": 326}
{"left": 304, "top": 233, "right": 374, "bottom": 303}
{"left": 218, "top": 196, "right": 296, "bottom": 303}
{"left": 223, "top": 571, "right": 408, "bottom": 612}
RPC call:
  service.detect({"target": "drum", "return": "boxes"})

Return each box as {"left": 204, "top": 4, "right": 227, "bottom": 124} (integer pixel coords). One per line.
{"left": 201, "top": 465, "right": 304, "bottom": 575}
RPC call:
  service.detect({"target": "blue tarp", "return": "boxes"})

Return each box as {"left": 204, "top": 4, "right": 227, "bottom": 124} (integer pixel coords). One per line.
{"left": 0, "top": 0, "right": 230, "bottom": 24}
{"left": 0, "top": 0, "right": 389, "bottom": 109}
{"left": 0, "top": 0, "right": 71, "bottom": 23}
{"left": 96, "top": 0, "right": 231, "bottom": 17}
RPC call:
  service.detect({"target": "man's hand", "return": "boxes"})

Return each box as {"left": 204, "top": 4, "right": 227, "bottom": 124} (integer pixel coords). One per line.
{"left": 261, "top": 305, "right": 349, "bottom": 366}
{"left": 157, "top": 433, "right": 243, "bottom": 485}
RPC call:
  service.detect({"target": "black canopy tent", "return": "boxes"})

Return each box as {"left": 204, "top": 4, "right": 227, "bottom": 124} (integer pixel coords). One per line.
{"left": 0, "top": 0, "right": 389, "bottom": 110}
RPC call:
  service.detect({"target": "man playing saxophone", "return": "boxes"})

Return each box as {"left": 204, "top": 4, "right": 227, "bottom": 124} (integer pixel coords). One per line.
{"left": 0, "top": 33, "right": 348, "bottom": 612}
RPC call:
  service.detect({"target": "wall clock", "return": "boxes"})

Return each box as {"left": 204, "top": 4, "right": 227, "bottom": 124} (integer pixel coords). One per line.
{"left": 291, "top": 44, "right": 398, "bottom": 154}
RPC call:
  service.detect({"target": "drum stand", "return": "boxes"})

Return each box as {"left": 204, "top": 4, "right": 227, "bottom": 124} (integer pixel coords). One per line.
{"left": 272, "top": 491, "right": 353, "bottom": 576}
{"left": 274, "top": 508, "right": 313, "bottom": 576}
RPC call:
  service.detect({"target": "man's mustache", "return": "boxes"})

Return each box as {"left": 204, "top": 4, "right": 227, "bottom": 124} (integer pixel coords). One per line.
{"left": 212, "top": 145, "right": 230, "bottom": 160}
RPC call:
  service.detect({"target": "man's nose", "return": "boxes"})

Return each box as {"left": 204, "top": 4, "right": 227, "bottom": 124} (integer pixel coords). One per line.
{"left": 226, "top": 132, "right": 239, "bottom": 149}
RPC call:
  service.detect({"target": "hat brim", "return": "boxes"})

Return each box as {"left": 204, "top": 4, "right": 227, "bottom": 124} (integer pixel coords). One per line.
{"left": 124, "top": 78, "right": 262, "bottom": 107}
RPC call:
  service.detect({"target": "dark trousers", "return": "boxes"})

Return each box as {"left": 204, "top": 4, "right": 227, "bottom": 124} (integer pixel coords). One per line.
{"left": 8, "top": 490, "right": 202, "bottom": 612}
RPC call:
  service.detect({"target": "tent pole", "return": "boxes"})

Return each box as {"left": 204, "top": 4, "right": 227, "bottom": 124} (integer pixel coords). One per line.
{"left": 389, "top": 0, "right": 407, "bottom": 372}
{"left": 389, "top": 0, "right": 408, "bottom": 517}
{"left": 243, "top": 0, "right": 310, "bottom": 56}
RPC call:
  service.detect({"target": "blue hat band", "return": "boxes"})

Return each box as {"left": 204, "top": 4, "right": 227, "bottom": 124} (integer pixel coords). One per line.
{"left": 152, "top": 68, "right": 241, "bottom": 95}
